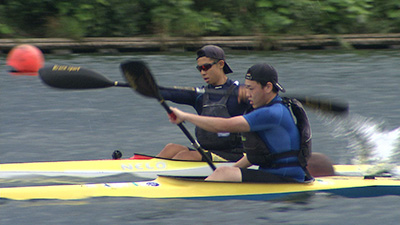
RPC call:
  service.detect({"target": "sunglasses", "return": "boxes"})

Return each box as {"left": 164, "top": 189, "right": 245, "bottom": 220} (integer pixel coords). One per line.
{"left": 196, "top": 61, "right": 218, "bottom": 72}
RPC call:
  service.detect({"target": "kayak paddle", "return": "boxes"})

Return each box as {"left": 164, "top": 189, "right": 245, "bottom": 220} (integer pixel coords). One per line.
{"left": 120, "top": 60, "right": 217, "bottom": 171}
{"left": 38, "top": 64, "right": 349, "bottom": 115}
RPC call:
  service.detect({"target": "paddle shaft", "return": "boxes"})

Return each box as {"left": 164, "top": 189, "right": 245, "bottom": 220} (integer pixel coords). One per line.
{"left": 162, "top": 87, "right": 349, "bottom": 115}
{"left": 120, "top": 61, "right": 216, "bottom": 171}
{"left": 159, "top": 100, "right": 216, "bottom": 170}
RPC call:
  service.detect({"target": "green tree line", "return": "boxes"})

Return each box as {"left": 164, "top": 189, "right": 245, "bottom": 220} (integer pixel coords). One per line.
{"left": 1, "top": 0, "right": 399, "bottom": 39}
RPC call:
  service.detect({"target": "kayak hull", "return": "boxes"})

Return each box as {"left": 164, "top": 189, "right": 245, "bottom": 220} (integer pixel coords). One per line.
{"left": 1, "top": 176, "right": 400, "bottom": 201}
{"left": 1, "top": 153, "right": 397, "bottom": 179}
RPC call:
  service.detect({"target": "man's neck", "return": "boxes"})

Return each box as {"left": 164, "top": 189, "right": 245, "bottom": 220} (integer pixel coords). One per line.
{"left": 264, "top": 93, "right": 278, "bottom": 105}
{"left": 211, "top": 75, "right": 228, "bottom": 86}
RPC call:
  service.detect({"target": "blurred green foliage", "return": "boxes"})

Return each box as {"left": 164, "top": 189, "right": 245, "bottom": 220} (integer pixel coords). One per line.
{"left": 0, "top": 0, "right": 399, "bottom": 38}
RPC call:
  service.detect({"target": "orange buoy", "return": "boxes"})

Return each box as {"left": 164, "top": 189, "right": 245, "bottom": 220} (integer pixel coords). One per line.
{"left": 6, "top": 44, "right": 45, "bottom": 75}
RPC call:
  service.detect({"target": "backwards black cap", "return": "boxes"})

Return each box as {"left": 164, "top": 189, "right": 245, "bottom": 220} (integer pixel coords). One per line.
{"left": 196, "top": 45, "right": 233, "bottom": 74}
{"left": 245, "top": 63, "right": 285, "bottom": 93}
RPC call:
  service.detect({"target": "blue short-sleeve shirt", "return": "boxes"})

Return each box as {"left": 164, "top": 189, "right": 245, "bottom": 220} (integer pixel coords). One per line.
{"left": 243, "top": 96, "right": 305, "bottom": 182}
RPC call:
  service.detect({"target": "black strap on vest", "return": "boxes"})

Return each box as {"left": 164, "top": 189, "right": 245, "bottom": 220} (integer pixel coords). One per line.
{"left": 243, "top": 130, "right": 301, "bottom": 168}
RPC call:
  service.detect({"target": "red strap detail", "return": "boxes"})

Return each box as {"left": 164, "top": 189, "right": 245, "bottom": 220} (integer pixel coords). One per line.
{"left": 129, "top": 154, "right": 154, "bottom": 160}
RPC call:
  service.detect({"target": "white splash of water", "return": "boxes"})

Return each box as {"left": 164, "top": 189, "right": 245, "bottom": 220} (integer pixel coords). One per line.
{"left": 321, "top": 114, "right": 400, "bottom": 176}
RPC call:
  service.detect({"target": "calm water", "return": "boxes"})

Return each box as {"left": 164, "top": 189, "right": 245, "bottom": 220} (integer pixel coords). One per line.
{"left": 1, "top": 50, "right": 400, "bottom": 224}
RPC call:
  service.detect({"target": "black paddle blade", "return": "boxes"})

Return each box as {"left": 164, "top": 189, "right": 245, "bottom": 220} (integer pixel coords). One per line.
{"left": 120, "top": 60, "right": 160, "bottom": 99}
{"left": 294, "top": 96, "right": 349, "bottom": 115}
{"left": 39, "top": 65, "right": 117, "bottom": 89}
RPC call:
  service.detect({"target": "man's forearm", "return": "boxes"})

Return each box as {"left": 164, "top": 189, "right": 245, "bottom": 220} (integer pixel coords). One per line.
{"left": 184, "top": 113, "right": 229, "bottom": 133}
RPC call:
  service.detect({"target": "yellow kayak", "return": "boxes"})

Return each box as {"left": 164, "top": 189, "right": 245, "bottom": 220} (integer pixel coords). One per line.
{"left": 2, "top": 175, "right": 400, "bottom": 201}
{"left": 1, "top": 153, "right": 397, "bottom": 179}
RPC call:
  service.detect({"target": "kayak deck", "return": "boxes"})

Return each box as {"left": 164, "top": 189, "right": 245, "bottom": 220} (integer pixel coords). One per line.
{"left": 0, "top": 154, "right": 234, "bottom": 179}
{"left": 1, "top": 175, "right": 400, "bottom": 201}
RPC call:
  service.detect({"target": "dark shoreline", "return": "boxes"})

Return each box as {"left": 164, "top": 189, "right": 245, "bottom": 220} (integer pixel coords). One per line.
{"left": 1, "top": 33, "right": 400, "bottom": 54}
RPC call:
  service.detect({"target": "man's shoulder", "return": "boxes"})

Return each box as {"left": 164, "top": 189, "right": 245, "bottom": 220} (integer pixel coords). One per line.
{"left": 204, "top": 80, "right": 239, "bottom": 90}
{"left": 251, "top": 103, "right": 288, "bottom": 117}
{"left": 226, "top": 79, "right": 240, "bottom": 86}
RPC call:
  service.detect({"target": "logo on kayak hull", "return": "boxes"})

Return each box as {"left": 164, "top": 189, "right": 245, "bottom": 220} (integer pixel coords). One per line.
{"left": 121, "top": 161, "right": 167, "bottom": 170}
{"left": 146, "top": 182, "right": 159, "bottom": 186}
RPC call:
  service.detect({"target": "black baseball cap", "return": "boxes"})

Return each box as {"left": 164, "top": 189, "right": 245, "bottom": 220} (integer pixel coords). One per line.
{"left": 196, "top": 45, "right": 233, "bottom": 74}
{"left": 245, "top": 63, "right": 286, "bottom": 93}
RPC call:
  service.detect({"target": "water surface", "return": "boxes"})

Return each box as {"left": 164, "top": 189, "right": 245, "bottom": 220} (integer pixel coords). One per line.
{"left": 1, "top": 50, "right": 400, "bottom": 224}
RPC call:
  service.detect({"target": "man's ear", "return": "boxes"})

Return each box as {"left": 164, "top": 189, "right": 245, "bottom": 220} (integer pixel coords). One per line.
{"left": 263, "top": 82, "right": 273, "bottom": 93}
{"left": 217, "top": 60, "right": 224, "bottom": 69}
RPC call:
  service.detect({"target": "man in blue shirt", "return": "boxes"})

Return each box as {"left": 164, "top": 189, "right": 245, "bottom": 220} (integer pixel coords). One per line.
{"left": 169, "top": 63, "right": 307, "bottom": 182}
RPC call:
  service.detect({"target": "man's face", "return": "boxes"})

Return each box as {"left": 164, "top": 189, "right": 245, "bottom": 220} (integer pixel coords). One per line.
{"left": 196, "top": 57, "right": 223, "bottom": 85}
{"left": 244, "top": 80, "right": 272, "bottom": 108}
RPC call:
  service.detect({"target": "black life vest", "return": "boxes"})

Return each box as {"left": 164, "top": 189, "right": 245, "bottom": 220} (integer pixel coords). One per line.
{"left": 195, "top": 84, "right": 243, "bottom": 152}
{"left": 242, "top": 97, "right": 312, "bottom": 175}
